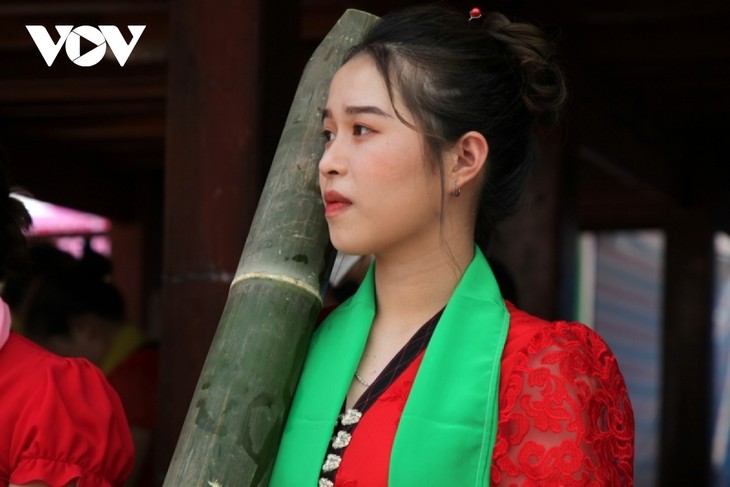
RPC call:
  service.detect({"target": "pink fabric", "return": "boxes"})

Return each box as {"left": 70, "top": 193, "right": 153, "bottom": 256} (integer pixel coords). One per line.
{"left": 0, "top": 298, "right": 10, "bottom": 351}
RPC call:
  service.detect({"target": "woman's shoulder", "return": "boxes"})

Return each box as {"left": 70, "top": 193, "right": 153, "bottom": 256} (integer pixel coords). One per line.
{"left": 494, "top": 303, "right": 634, "bottom": 485}
{"left": 1, "top": 333, "right": 107, "bottom": 385}
{"left": 501, "top": 301, "right": 627, "bottom": 391}
{"left": 1, "top": 332, "right": 79, "bottom": 379}
{"left": 0, "top": 332, "right": 134, "bottom": 486}
{"left": 1, "top": 332, "right": 127, "bottom": 414}
{"left": 503, "top": 301, "right": 612, "bottom": 360}
{"left": 500, "top": 301, "right": 631, "bottom": 408}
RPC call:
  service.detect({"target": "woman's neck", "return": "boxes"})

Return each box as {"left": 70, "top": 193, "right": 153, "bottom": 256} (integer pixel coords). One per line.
{"left": 372, "top": 239, "right": 474, "bottom": 331}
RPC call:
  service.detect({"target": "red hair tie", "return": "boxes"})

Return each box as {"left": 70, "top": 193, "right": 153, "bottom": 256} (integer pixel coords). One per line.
{"left": 469, "top": 7, "right": 483, "bottom": 21}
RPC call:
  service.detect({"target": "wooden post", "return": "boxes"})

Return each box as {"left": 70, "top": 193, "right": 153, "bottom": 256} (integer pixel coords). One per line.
{"left": 156, "top": 0, "right": 263, "bottom": 482}
{"left": 162, "top": 10, "right": 379, "bottom": 486}
{"left": 659, "top": 209, "right": 714, "bottom": 485}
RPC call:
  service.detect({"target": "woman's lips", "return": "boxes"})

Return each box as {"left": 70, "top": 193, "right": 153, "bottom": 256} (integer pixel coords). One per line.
{"left": 323, "top": 190, "right": 352, "bottom": 217}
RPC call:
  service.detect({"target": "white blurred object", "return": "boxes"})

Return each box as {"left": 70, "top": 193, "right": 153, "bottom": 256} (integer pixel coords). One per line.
{"left": 13, "top": 194, "right": 110, "bottom": 236}
{"left": 12, "top": 194, "right": 112, "bottom": 258}
{"left": 329, "top": 253, "right": 363, "bottom": 288}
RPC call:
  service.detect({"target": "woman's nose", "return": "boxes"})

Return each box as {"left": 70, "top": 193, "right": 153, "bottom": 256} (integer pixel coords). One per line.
{"left": 319, "top": 140, "right": 346, "bottom": 177}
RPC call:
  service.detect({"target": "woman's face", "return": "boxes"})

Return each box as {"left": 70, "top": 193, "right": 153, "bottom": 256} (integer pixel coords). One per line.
{"left": 319, "top": 55, "right": 443, "bottom": 258}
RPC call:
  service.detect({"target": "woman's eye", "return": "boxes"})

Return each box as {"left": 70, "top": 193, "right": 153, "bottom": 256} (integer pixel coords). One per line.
{"left": 322, "top": 130, "right": 334, "bottom": 143}
{"left": 353, "top": 124, "right": 371, "bottom": 136}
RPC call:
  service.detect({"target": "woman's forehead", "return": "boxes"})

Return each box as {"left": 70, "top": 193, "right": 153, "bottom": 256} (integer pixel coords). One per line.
{"left": 325, "top": 55, "right": 415, "bottom": 123}
{"left": 329, "top": 56, "right": 388, "bottom": 101}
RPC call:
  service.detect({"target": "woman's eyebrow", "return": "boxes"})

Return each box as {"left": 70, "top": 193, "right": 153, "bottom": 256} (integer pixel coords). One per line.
{"left": 345, "top": 105, "right": 392, "bottom": 117}
{"left": 321, "top": 105, "right": 392, "bottom": 122}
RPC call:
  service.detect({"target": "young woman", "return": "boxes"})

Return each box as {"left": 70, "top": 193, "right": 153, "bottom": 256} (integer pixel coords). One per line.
{"left": 271, "top": 5, "right": 634, "bottom": 486}
{"left": 0, "top": 155, "right": 134, "bottom": 486}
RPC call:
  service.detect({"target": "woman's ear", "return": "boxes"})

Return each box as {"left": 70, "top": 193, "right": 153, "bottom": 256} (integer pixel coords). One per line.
{"left": 449, "top": 131, "right": 488, "bottom": 190}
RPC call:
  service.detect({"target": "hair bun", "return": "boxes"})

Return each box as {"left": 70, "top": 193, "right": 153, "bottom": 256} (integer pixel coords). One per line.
{"left": 484, "top": 13, "right": 567, "bottom": 125}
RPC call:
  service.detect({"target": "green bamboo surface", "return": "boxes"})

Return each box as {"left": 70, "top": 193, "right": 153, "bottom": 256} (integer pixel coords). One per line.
{"left": 163, "top": 9, "right": 379, "bottom": 487}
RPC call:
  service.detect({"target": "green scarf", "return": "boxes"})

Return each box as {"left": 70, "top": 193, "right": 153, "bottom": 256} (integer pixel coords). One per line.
{"left": 270, "top": 247, "right": 509, "bottom": 486}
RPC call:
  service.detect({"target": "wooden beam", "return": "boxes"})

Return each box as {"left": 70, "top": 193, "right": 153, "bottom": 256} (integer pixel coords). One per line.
{"left": 0, "top": 76, "right": 166, "bottom": 103}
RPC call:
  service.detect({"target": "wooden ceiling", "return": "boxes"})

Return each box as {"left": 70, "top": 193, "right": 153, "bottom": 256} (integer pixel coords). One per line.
{"left": 0, "top": 0, "right": 167, "bottom": 221}
{"left": 1, "top": 0, "right": 728, "bottom": 232}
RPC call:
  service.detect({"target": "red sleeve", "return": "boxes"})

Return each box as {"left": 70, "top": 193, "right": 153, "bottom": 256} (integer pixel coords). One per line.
{"left": 491, "top": 307, "right": 634, "bottom": 486}
{"left": 9, "top": 350, "right": 134, "bottom": 487}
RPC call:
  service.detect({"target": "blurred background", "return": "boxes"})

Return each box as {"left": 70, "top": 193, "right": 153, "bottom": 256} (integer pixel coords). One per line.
{"left": 1, "top": 0, "right": 728, "bottom": 485}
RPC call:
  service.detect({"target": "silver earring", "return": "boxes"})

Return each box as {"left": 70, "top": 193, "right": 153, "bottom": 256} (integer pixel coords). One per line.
{"left": 453, "top": 184, "right": 461, "bottom": 197}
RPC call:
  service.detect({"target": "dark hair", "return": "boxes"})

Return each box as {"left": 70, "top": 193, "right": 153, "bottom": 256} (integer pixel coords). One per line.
{"left": 25, "top": 269, "right": 126, "bottom": 339}
{"left": 1, "top": 243, "right": 77, "bottom": 308}
{"left": 344, "top": 4, "right": 567, "bottom": 249}
{"left": 0, "top": 149, "right": 32, "bottom": 283}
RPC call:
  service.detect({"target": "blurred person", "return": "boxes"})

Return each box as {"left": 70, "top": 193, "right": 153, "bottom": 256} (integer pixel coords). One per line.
{"left": 0, "top": 152, "right": 133, "bottom": 486}
{"left": 24, "top": 248, "right": 158, "bottom": 487}
{"left": 2, "top": 243, "right": 76, "bottom": 334}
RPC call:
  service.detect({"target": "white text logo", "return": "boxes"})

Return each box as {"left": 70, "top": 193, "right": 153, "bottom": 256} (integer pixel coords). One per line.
{"left": 25, "top": 25, "right": 146, "bottom": 67}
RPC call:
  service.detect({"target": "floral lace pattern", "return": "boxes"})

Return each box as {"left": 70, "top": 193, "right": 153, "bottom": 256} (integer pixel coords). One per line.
{"left": 491, "top": 321, "right": 634, "bottom": 486}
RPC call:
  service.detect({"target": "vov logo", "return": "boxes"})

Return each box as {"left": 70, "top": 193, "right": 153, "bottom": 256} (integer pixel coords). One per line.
{"left": 25, "top": 25, "right": 146, "bottom": 67}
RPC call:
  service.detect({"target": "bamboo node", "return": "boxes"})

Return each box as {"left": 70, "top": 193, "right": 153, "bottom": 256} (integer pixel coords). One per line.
{"left": 230, "top": 271, "right": 322, "bottom": 303}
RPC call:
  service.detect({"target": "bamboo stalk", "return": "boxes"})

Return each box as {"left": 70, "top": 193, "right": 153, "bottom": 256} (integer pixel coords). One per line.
{"left": 163, "top": 9, "right": 379, "bottom": 487}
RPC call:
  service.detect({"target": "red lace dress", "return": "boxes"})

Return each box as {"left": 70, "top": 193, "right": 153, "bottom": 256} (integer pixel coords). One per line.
{"left": 319, "top": 302, "right": 634, "bottom": 486}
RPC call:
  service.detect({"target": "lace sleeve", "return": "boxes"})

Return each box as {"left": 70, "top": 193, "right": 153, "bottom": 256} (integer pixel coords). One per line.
{"left": 491, "top": 321, "right": 634, "bottom": 486}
